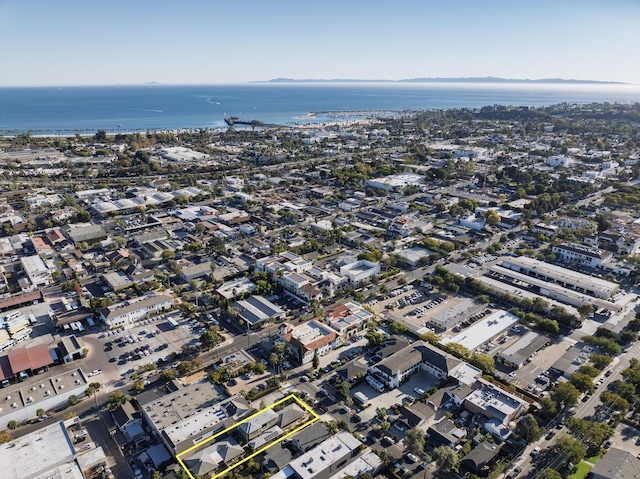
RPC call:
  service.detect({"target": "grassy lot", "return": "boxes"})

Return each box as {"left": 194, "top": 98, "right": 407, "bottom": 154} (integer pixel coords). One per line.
{"left": 585, "top": 450, "right": 602, "bottom": 464}
{"left": 568, "top": 461, "right": 593, "bottom": 479}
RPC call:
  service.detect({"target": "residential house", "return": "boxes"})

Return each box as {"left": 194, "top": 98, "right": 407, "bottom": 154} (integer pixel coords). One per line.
{"left": 426, "top": 418, "right": 467, "bottom": 448}
{"left": 369, "top": 340, "right": 462, "bottom": 389}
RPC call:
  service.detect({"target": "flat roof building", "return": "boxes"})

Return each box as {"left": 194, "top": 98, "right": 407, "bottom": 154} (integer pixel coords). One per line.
{"left": 489, "top": 261, "right": 619, "bottom": 313}
{"left": 496, "top": 331, "right": 550, "bottom": 369}
{"left": 270, "top": 431, "right": 363, "bottom": 479}
{"left": 141, "top": 383, "right": 250, "bottom": 455}
{"left": 496, "top": 256, "right": 618, "bottom": 300}
{"left": 20, "top": 254, "right": 52, "bottom": 289}
{"left": 463, "top": 378, "right": 528, "bottom": 425}
{"left": 441, "top": 310, "right": 519, "bottom": 352}
{"left": 0, "top": 420, "right": 84, "bottom": 479}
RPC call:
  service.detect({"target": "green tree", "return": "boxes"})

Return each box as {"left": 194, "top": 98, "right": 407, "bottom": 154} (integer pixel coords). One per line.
{"left": 539, "top": 396, "right": 558, "bottom": 418}
{"left": 432, "top": 446, "right": 460, "bottom": 473}
{"left": 570, "top": 372, "right": 595, "bottom": 394}
{"left": 405, "top": 427, "right": 426, "bottom": 455}
{"left": 590, "top": 354, "right": 612, "bottom": 370}
{"left": 522, "top": 414, "right": 543, "bottom": 443}
{"left": 576, "top": 365, "right": 600, "bottom": 378}
{"left": 420, "top": 331, "right": 440, "bottom": 345}
{"left": 200, "top": 330, "right": 222, "bottom": 349}
{"left": 161, "top": 249, "right": 176, "bottom": 261}
{"left": 376, "top": 407, "right": 387, "bottom": 420}
{"left": 554, "top": 436, "right": 585, "bottom": 465}
{"left": 538, "top": 469, "right": 562, "bottom": 479}
{"left": 484, "top": 209, "right": 500, "bottom": 226}
{"left": 619, "top": 330, "right": 638, "bottom": 345}
{"left": 106, "top": 392, "right": 130, "bottom": 410}
{"left": 85, "top": 382, "right": 101, "bottom": 409}
{"left": 7, "top": 420, "right": 18, "bottom": 430}
{"left": 388, "top": 321, "right": 407, "bottom": 335}
{"left": 159, "top": 369, "right": 176, "bottom": 381}
{"left": 441, "top": 342, "right": 470, "bottom": 360}
{"left": 566, "top": 417, "right": 614, "bottom": 447}
{"left": 550, "top": 382, "right": 580, "bottom": 408}
{"left": 380, "top": 420, "right": 391, "bottom": 432}
{"left": 68, "top": 394, "right": 79, "bottom": 406}
{"left": 577, "top": 304, "right": 594, "bottom": 320}
{"left": 336, "top": 379, "right": 351, "bottom": 398}
{"left": 312, "top": 349, "right": 320, "bottom": 370}
{"left": 36, "top": 408, "right": 46, "bottom": 419}
{"left": 365, "top": 330, "right": 386, "bottom": 347}
{"left": 600, "top": 391, "right": 629, "bottom": 412}
{"left": 469, "top": 353, "right": 495, "bottom": 374}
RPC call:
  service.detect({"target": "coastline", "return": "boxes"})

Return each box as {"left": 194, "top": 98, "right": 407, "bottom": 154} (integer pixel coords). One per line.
{"left": 4, "top": 109, "right": 399, "bottom": 137}
{"left": 2, "top": 82, "right": 640, "bottom": 136}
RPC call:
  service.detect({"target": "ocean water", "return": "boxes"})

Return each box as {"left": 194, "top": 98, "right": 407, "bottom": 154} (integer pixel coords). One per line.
{"left": 1, "top": 82, "right": 640, "bottom": 135}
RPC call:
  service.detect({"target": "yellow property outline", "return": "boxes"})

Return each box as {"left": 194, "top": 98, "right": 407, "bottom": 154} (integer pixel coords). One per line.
{"left": 176, "top": 394, "right": 320, "bottom": 479}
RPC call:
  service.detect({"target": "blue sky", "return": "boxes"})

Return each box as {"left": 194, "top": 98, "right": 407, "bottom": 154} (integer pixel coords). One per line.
{"left": 1, "top": 0, "right": 639, "bottom": 86}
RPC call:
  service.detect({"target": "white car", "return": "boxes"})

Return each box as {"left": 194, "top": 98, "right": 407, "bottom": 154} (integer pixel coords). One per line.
{"left": 414, "top": 387, "right": 425, "bottom": 396}
{"left": 88, "top": 369, "right": 102, "bottom": 377}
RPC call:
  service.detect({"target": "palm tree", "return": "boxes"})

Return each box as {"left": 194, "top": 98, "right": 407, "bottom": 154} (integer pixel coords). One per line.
{"left": 36, "top": 408, "right": 46, "bottom": 419}
{"left": 85, "top": 382, "right": 101, "bottom": 410}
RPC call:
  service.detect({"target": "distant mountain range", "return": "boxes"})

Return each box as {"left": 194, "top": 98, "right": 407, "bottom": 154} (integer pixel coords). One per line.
{"left": 265, "top": 77, "right": 625, "bottom": 85}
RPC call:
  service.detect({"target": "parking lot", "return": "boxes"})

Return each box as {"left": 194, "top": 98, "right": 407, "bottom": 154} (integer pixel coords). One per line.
{"left": 350, "top": 371, "right": 441, "bottom": 423}
{"left": 94, "top": 313, "right": 207, "bottom": 382}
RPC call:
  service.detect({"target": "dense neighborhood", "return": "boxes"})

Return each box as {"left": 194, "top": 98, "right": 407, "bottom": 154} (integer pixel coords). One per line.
{"left": 1, "top": 102, "right": 640, "bottom": 479}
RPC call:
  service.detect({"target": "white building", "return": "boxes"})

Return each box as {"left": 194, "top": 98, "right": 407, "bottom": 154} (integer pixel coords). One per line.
{"left": 20, "top": 255, "right": 52, "bottom": 290}
{"left": 270, "top": 431, "right": 363, "bottom": 479}
{"left": 99, "top": 294, "right": 174, "bottom": 329}
{"left": 340, "top": 259, "right": 380, "bottom": 286}
{"left": 551, "top": 242, "right": 613, "bottom": 268}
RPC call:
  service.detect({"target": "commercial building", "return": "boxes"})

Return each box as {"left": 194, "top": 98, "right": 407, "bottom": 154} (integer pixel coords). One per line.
{"left": 488, "top": 261, "right": 619, "bottom": 313}
{"left": 65, "top": 223, "right": 107, "bottom": 244}
{"left": 551, "top": 242, "right": 613, "bottom": 268}
{"left": 463, "top": 379, "right": 528, "bottom": 425}
{"left": 0, "top": 368, "right": 88, "bottom": 426}
{"left": 270, "top": 431, "right": 363, "bottom": 479}
{"left": 496, "top": 331, "right": 550, "bottom": 369}
{"left": 496, "top": 256, "right": 619, "bottom": 300}
{"left": 339, "top": 259, "right": 380, "bottom": 286}
{"left": 179, "top": 261, "right": 212, "bottom": 282}
{"left": 326, "top": 450, "right": 383, "bottom": 479}
{"left": 441, "top": 310, "right": 519, "bottom": 352}
{"left": 231, "top": 295, "right": 285, "bottom": 328}
{"left": 99, "top": 293, "right": 174, "bottom": 329}
{"left": 0, "top": 419, "right": 103, "bottom": 479}
{"left": 140, "top": 383, "right": 250, "bottom": 455}
{"left": 365, "top": 173, "right": 424, "bottom": 192}
{"left": 19, "top": 254, "right": 52, "bottom": 291}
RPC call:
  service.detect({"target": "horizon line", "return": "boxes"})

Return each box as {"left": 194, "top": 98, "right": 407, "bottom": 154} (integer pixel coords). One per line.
{"left": 0, "top": 77, "right": 638, "bottom": 88}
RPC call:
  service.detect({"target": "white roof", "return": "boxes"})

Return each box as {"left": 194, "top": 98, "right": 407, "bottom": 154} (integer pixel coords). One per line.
{"left": 441, "top": 310, "right": 519, "bottom": 351}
